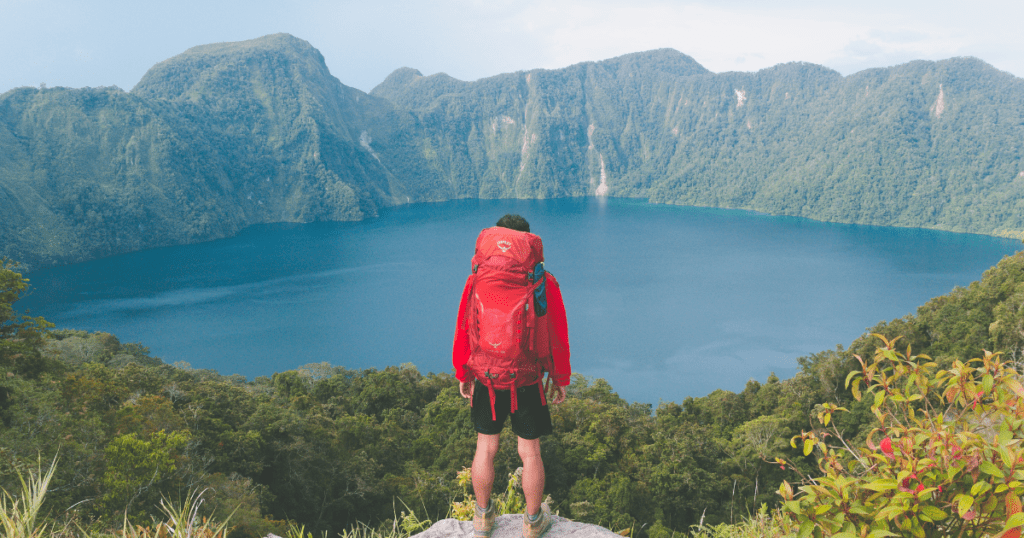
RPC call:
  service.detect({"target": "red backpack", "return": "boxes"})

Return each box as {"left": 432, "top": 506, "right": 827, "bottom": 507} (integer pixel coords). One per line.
{"left": 466, "top": 227, "right": 553, "bottom": 419}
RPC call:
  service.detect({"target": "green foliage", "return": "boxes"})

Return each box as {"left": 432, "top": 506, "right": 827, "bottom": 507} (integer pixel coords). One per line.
{"left": 0, "top": 455, "right": 58, "bottom": 538}
{"left": 375, "top": 52, "right": 1024, "bottom": 240}
{"left": 449, "top": 467, "right": 528, "bottom": 521}
{"left": 0, "top": 260, "right": 55, "bottom": 379}
{"left": 155, "top": 488, "right": 235, "bottom": 538}
{"left": 201, "top": 474, "right": 268, "bottom": 538}
{"left": 687, "top": 504, "right": 787, "bottom": 538}
{"left": 778, "top": 336, "right": 1024, "bottom": 537}
{"left": 44, "top": 330, "right": 160, "bottom": 369}
{"left": 100, "top": 431, "right": 192, "bottom": 520}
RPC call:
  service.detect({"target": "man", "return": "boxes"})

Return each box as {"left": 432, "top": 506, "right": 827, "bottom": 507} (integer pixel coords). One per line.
{"left": 452, "top": 214, "right": 571, "bottom": 538}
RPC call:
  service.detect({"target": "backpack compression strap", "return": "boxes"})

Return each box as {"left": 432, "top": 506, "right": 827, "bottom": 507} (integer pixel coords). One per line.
{"left": 469, "top": 376, "right": 504, "bottom": 422}
{"left": 475, "top": 372, "right": 550, "bottom": 421}
{"left": 477, "top": 374, "right": 519, "bottom": 422}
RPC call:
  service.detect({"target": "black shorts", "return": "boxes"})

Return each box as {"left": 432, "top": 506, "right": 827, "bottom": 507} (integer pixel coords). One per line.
{"left": 472, "top": 381, "right": 553, "bottom": 440}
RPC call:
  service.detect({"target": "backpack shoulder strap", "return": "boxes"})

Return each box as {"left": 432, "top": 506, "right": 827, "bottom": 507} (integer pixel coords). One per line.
{"left": 452, "top": 273, "right": 477, "bottom": 380}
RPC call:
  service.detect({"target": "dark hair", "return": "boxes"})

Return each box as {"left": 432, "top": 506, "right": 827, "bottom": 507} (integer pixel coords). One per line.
{"left": 495, "top": 214, "right": 530, "bottom": 233}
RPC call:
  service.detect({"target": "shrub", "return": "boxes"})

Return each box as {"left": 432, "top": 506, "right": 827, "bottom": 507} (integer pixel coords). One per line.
{"left": 449, "top": 466, "right": 528, "bottom": 520}
{"left": 688, "top": 504, "right": 787, "bottom": 538}
{"left": 0, "top": 455, "right": 58, "bottom": 538}
{"left": 777, "top": 335, "right": 1024, "bottom": 538}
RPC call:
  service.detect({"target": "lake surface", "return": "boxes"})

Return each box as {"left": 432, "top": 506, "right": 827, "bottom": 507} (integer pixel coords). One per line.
{"left": 20, "top": 198, "right": 1024, "bottom": 404}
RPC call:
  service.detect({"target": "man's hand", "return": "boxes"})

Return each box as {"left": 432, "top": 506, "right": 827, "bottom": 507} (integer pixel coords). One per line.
{"left": 459, "top": 380, "right": 474, "bottom": 399}
{"left": 548, "top": 384, "right": 567, "bottom": 405}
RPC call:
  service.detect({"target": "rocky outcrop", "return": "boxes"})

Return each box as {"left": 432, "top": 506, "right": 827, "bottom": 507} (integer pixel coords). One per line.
{"left": 411, "top": 515, "right": 620, "bottom": 538}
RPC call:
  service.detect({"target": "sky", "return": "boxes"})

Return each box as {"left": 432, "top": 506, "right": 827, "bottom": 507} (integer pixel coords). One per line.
{"left": 2, "top": 0, "right": 1022, "bottom": 95}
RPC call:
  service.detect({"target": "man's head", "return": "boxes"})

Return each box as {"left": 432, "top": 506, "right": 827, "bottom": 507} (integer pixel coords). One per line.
{"left": 496, "top": 214, "right": 530, "bottom": 233}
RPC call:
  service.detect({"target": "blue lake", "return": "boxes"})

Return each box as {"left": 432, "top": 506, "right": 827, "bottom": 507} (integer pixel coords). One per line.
{"left": 20, "top": 198, "right": 1024, "bottom": 404}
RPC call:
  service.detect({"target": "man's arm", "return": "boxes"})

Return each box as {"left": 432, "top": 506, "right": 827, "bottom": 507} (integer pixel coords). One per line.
{"left": 452, "top": 274, "right": 474, "bottom": 384}
{"left": 545, "top": 273, "right": 571, "bottom": 387}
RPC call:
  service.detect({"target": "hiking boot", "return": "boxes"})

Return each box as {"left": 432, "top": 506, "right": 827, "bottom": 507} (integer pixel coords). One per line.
{"left": 473, "top": 500, "right": 495, "bottom": 538}
{"left": 522, "top": 503, "right": 553, "bottom": 538}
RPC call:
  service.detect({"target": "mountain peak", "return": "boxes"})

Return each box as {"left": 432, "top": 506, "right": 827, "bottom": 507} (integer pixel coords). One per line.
{"left": 370, "top": 68, "right": 470, "bottom": 104}
{"left": 590, "top": 48, "right": 711, "bottom": 77}
{"left": 132, "top": 33, "right": 333, "bottom": 101}
{"left": 372, "top": 67, "right": 425, "bottom": 95}
{"left": 181, "top": 33, "right": 318, "bottom": 58}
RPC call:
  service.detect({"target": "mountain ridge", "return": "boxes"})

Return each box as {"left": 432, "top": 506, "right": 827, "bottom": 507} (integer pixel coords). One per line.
{"left": 2, "top": 33, "right": 1023, "bottom": 270}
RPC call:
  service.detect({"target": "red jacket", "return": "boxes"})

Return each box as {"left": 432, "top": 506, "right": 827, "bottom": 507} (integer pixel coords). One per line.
{"left": 453, "top": 272, "right": 571, "bottom": 386}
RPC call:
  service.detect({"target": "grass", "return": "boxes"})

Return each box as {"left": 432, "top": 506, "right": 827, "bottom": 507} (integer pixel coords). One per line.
{"left": 0, "top": 455, "right": 59, "bottom": 538}
{"left": 686, "top": 505, "right": 787, "bottom": 538}
{"left": 1, "top": 460, "right": 786, "bottom": 538}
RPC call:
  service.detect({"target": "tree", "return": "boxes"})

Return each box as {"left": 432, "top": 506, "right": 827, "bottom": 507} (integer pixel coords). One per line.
{"left": 100, "top": 430, "right": 192, "bottom": 520}
{"left": 0, "top": 259, "right": 55, "bottom": 379}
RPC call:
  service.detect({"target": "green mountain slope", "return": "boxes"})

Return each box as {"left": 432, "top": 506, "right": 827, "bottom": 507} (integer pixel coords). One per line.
{"left": 0, "top": 34, "right": 446, "bottom": 269}
{"left": 373, "top": 54, "right": 1024, "bottom": 236}
{"left": 2, "top": 34, "right": 1023, "bottom": 269}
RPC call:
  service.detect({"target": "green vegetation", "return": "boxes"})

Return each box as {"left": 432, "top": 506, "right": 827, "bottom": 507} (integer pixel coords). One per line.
{"left": 0, "top": 34, "right": 445, "bottom": 270}
{"left": 3, "top": 35, "right": 1024, "bottom": 270}
{"left": 448, "top": 466, "right": 530, "bottom": 521}
{"left": 779, "top": 339, "right": 1024, "bottom": 537}
{"left": 1, "top": 455, "right": 57, "bottom": 538}
{"left": 374, "top": 54, "right": 1024, "bottom": 242}
{"left": 5, "top": 240, "right": 1024, "bottom": 537}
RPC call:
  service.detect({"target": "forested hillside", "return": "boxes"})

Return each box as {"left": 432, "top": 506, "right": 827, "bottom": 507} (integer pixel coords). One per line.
{"left": 374, "top": 52, "right": 1024, "bottom": 238}
{"left": 0, "top": 34, "right": 447, "bottom": 270}
{"left": 2, "top": 34, "right": 1024, "bottom": 270}
{"left": 4, "top": 248, "right": 1024, "bottom": 536}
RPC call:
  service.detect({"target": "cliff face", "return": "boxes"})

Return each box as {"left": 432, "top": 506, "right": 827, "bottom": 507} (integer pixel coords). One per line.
{"left": 370, "top": 49, "right": 714, "bottom": 201}
{"left": 374, "top": 55, "right": 1024, "bottom": 238}
{"left": 0, "top": 34, "right": 447, "bottom": 268}
{"left": 3, "top": 34, "right": 1023, "bottom": 269}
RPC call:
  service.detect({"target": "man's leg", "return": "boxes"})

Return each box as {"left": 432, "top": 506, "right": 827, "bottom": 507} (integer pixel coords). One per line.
{"left": 473, "top": 432, "right": 501, "bottom": 508}
{"left": 517, "top": 436, "right": 545, "bottom": 516}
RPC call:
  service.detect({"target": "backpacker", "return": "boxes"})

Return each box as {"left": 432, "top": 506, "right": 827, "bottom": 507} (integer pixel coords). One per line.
{"left": 465, "top": 226, "right": 553, "bottom": 419}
